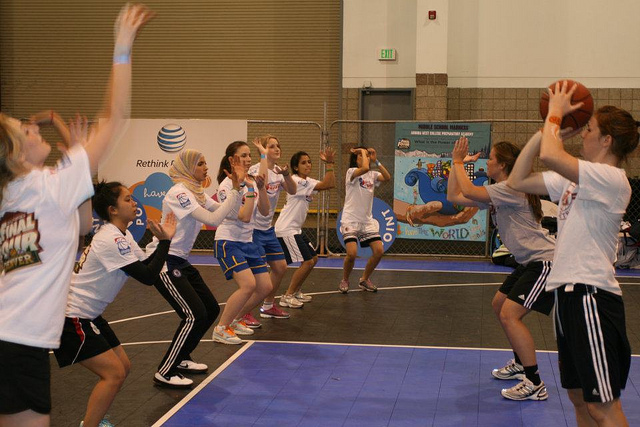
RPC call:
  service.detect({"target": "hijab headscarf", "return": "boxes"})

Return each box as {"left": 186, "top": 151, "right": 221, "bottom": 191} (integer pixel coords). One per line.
{"left": 168, "top": 149, "right": 210, "bottom": 207}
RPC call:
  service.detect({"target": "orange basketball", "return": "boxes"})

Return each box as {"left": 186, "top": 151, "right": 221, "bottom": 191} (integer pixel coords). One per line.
{"left": 539, "top": 80, "right": 594, "bottom": 129}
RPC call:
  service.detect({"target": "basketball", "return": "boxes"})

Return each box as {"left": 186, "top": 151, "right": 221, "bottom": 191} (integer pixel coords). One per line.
{"left": 539, "top": 80, "right": 594, "bottom": 129}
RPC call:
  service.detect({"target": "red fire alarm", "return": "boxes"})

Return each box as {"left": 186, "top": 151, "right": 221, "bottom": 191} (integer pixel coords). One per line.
{"left": 428, "top": 10, "right": 436, "bottom": 20}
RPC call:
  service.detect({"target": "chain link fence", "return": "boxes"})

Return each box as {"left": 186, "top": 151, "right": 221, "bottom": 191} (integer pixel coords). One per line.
{"left": 189, "top": 120, "right": 325, "bottom": 252}
{"left": 145, "top": 118, "right": 640, "bottom": 259}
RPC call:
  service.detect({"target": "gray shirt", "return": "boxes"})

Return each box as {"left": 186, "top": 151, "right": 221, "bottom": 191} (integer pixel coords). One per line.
{"left": 483, "top": 181, "right": 555, "bottom": 265}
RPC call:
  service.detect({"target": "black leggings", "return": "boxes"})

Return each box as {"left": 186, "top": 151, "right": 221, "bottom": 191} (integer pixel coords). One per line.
{"left": 154, "top": 259, "right": 220, "bottom": 376}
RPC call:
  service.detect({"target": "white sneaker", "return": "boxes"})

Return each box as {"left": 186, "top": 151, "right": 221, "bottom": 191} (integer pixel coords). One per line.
{"left": 178, "top": 359, "right": 208, "bottom": 373}
{"left": 212, "top": 325, "right": 242, "bottom": 344}
{"left": 153, "top": 372, "right": 193, "bottom": 388}
{"left": 501, "top": 378, "right": 548, "bottom": 401}
{"left": 230, "top": 319, "right": 254, "bottom": 335}
{"left": 492, "top": 358, "right": 525, "bottom": 380}
{"left": 279, "top": 294, "right": 304, "bottom": 308}
{"left": 293, "top": 291, "right": 312, "bottom": 302}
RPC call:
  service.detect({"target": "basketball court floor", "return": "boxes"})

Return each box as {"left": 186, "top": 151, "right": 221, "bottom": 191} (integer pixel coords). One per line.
{"left": 49, "top": 257, "right": 640, "bottom": 426}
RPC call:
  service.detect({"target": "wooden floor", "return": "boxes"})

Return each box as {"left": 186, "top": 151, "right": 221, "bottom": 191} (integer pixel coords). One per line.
{"left": 48, "top": 258, "right": 640, "bottom": 426}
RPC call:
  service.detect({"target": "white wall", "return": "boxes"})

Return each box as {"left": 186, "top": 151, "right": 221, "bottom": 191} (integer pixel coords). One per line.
{"left": 416, "top": 0, "right": 448, "bottom": 75}
{"left": 342, "top": 0, "right": 417, "bottom": 88}
{"left": 344, "top": 0, "right": 640, "bottom": 89}
{"left": 448, "top": 0, "right": 640, "bottom": 88}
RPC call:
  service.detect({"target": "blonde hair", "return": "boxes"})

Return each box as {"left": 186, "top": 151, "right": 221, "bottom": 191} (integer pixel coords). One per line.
{"left": 256, "top": 134, "right": 280, "bottom": 148}
{"left": 0, "top": 113, "right": 29, "bottom": 207}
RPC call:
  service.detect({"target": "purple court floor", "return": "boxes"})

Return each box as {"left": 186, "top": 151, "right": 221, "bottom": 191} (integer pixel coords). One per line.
{"left": 155, "top": 342, "right": 640, "bottom": 427}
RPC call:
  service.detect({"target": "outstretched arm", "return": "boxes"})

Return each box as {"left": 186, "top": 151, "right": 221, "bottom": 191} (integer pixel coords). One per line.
{"left": 84, "top": 4, "right": 155, "bottom": 174}
{"left": 447, "top": 136, "right": 489, "bottom": 206}
{"left": 507, "top": 131, "right": 549, "bottom": 195}
{"left": 121, "top": 213, "right": 176, "bottom": 285}
{"left": 191, "top": 158, "right": 244, "bottom": 226}
{"left": 368, "top": 148, "right": 391, "bottom": 182}
{"left": 538, "top": 81, "right": 582, "bottom": 183}
{"left": 30, "top": 110, "right": 72, "bottom": 148}
{"left": 276, "top": 165, "right": 297, "bottom": 195}
{"left": 314, "top": 147, "right": 336, "bottom": 191}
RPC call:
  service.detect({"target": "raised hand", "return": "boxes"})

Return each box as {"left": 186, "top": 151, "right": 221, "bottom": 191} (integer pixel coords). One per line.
{"left": 452, "top": 136, "right": 469, "bottom": 162}
{"left": 548, "top": 80, "right": 583, "bottom": 118}
{"left": 274, "top": 164, "right": 290, "bottom": 176}
{"left": 149, "top": 212, "right": 176, "bottom": 240}
{"left": 367, "top": 147, "right": 378, "bottom": 162}
{"left": 30, "top": 110, "right": 57, "bottom": 127}
{"left": 350, "top": 147, "right": 367, "bottom": 155}
{"left": 225, "top": 154, "right": 246, "bottom": 191}
{"left": 68, "top": 115, "right": 89, "bottom": 149}
{"left": 252, "top": 137, "right": 267, "bottom": 156}
{"left": 114, "top": 3, "right": 155, "bottom": 52}
{"left": 320, "top": 146, "right": 336, "bottom": 163}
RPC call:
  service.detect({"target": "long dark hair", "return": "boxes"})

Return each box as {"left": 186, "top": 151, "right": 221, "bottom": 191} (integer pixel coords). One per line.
{"left": 493, "top": 141, "right": 543, "bottom": 222}
{"left": 217, "top": 140, "right": 249, "bottom": 184}
{"left": 93, "top": 181, "right": 124, "bottom": 222}
{"left": 290, "top": 151, "right": 309, "bottom": 174}
{"left": 349, "top": 145, "right": 367, "bottom": 168}
{"left": 595, "top": 105, "right": 640, "bottom": 163}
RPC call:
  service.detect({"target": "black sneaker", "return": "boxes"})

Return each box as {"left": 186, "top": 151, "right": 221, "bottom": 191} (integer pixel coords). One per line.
{"left": 153, "top": 372, "right": 193, "bottom": 389}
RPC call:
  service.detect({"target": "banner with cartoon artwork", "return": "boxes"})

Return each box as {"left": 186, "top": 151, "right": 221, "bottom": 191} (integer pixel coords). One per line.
{"left": 98, "top": 119, "right": 247, "bottom": 239}
{"left": 393, "top": 122, "right": 491, "bottom": 242}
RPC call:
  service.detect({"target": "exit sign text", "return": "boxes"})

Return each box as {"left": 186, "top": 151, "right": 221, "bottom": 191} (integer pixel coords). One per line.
{"left": 378, "top": 48, "right": 396, "bottom": 61}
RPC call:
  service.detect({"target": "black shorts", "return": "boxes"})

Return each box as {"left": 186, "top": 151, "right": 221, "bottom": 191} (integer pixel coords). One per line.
{"left": 555, "top": 284, "right": 631, "bottom": 403}
{"left": 278, "top": 234, "right": 317, "bottom": 264}
{"left": 54, "top": 316, "right": 120, "bottom": 368}
{"left": 0, "top": 340, "right": 51, "bottom": 414}
{"left": 499, "top": 260, "right": 554, "bottom": 315}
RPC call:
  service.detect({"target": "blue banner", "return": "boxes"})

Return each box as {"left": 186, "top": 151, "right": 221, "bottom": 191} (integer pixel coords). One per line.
{"left": 393, "top": 122, "right": 491, "bottom": 242}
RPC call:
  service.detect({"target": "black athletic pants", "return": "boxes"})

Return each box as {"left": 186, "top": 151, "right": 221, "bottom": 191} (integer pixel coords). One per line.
{"left": 154, "top": 258, "right": 220, "bottom": 376}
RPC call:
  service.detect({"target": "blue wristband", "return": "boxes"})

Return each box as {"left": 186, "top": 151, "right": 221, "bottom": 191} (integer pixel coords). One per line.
{"left": 260, "top": 154, "right": 266, "bottom": 159}
{"left": 248, "top": 186, "right": 255, "bottom": 193}
{"left": 113, "top": 54, "right": 130, "bottom": 64}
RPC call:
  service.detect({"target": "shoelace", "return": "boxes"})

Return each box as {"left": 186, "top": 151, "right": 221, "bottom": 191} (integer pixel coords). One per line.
{"left": 512, "top": 381, "right": 534, "bottom": 395}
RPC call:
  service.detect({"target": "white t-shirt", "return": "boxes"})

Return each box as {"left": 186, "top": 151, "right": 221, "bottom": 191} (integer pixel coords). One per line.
{"left": 483, "top": 181, "right": 555, "bottom": 265}
{"left": 275, "top": 175, "right": 319, "bottom": 237}
{"left": 542, "top": 160, "right": 630, "bottom": 295}
{"left": 341, "top": 168, "right": 381, "bottom": 224}
{"left": 66, "top": 223, "right": 146, "bottom": 319}
{"left": 214, "top": 177, "right": 258, "bottom": 243}
{"left": 149, "top": 184, "right": 217, "bottom": 259}
{"left": 248, "top": 163, "right": 285, "bottom": 230}
{"left": 0, "top": 145, "right": 93, "bottom": 348}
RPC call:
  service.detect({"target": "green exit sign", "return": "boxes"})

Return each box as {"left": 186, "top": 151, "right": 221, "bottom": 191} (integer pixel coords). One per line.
{"left": 378, "top": 48, "right": 396, "bottom": 61}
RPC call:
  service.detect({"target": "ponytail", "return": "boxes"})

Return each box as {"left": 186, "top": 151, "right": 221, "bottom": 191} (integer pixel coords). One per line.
{"left": 526, "top": 194, "right": 543, "bottom": 223}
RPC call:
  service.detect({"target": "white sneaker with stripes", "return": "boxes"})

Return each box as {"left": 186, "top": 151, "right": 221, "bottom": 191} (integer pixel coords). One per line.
{"left": 501, "top": 378, "right": 548, "bottom": 401}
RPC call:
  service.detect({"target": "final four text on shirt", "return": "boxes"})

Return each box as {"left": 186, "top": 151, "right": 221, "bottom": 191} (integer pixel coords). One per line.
{"left": 0, "top": 211, "right": 42, "bottom": 272}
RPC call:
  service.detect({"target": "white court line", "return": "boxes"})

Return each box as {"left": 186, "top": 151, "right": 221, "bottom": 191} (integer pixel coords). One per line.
{"left": 151, "top": 340, "right": 255, "bottom": 427}
{"left": 245, "top": 339, "right": 640, "bottom": 358}
{"left": 109, "top": 282, "right": 501, "bottom": 325}
{"left": 110, "top": 279, "right": 640, "bottom": 326}
{"left": 193, "top": 263, "right": 513, "bottom": 275}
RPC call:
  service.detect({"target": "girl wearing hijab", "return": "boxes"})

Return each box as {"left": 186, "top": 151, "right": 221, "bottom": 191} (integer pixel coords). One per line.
{"left": 150, "top": 149, "right": 244, "bottom": 388}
